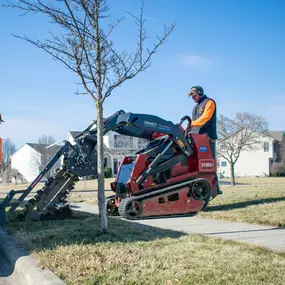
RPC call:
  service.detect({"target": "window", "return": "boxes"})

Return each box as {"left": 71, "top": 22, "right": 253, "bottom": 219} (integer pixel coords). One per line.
{"left": 114, "top": 135, "right": 133, "bottom": 148}
{"left": 221, "top": 161, "right": 227, "bottom": 167}
{"left": 264, "top": 142, "right": 269, "bottom": 152}
{"left": 104, "top": 157, "right": 107, "bottom": 168}
{"left": 138, "top": 138, "right": 149, "bottom": 148}
{"left": 217, "top": 161, "right": 220, "bottom": 167}
{"left": 129, "top": 137, "right": 134, "bottom": 148}
{"left": 219, "top": 144, "right": 226, "bottom": 150}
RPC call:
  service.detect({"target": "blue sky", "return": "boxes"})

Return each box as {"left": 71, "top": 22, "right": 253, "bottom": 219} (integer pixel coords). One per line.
{"left": 1, "top": 0, "right": 285, "bottom": 148}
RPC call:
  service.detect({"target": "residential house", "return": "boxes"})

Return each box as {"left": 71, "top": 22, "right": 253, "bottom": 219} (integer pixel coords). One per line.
{"left": 10, "top": 130, "right": 148, "bottom": 182}
{"left": 216, "top": 131, "right": 284, "bottom": 177}
{"left": 267, "top": 131, "right": 285, "bottom": 163}
{"left": 11, "top": 143, "right": 60, "bottom": 182}
{"left": 104, "top": 132, "right": 148, "bottom": 175}
{"left": 67, "top": 131, "right": 148, "bottom": 175}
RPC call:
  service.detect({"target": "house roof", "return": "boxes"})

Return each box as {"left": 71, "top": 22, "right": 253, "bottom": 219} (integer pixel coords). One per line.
{"left": 267, "top": 131, "right": 284, "bottom": 142}
{"left": 69, "top": 131, "right": 82, "bottom": 139}
{"left": 68, "top": 131, "right": 111, "bottom": 153}
{"left": 26, "top": 143, "right": 61, "bottom": 155}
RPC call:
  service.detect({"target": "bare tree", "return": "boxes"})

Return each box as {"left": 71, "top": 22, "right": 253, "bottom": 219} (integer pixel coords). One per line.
{"left": 30, "top": 135, "right": 60, "bottom": 179}
{"left": 0, "top": 138, "right": 18, "bottom": 183}
{"left": 217, "top": 112, "right": 269, "bottom": 185}
{"left": 38, "top": 134, "right": 56, "bottom": 145}
{"left": 1, "top": 138, "right": 17, "bottom": 171}
{"left": 1, "top": 167, "right": 27, "bottom": 184}
{"left": 38, "top": 135, "right": 58, "bottom": 178}
{"left": 4, "top": 0, "right": 175, "bottom": 232}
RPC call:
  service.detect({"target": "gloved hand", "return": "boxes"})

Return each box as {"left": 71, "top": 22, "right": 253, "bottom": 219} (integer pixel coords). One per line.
{"left": 185, "top": 123, "right": 192, "bottom": 133}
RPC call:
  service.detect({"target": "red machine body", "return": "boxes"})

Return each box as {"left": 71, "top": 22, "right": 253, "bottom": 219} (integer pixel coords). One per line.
{"left": 108, "top": 133, "right": 218, "bottom": 219}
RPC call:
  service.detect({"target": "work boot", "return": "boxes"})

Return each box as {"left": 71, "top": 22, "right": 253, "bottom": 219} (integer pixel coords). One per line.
{"left": 216, "top": 185, "right": 223, "bottom": 195}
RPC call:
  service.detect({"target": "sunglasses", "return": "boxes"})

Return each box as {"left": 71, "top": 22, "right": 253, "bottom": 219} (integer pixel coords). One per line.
{"left": 188, "top": 92, "right": 198, "bottom": 97}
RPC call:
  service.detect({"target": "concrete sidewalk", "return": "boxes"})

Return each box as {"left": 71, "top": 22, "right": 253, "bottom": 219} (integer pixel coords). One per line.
{"left": 0, "top": 227, "right": 65, "bottom": 285}
{"left": 70, "top": 203, "right": 285, "bottom": 252}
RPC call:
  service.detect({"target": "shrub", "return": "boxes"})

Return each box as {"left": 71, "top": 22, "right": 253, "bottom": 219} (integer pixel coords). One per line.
{"left": 104, "top": 167, "right": 112, "bottom": 178}
{"left": 86, "top": 175, "right": 97, "bottom": 180}
{"left": 270, "top": 162, "right": 285, "bottom": 177}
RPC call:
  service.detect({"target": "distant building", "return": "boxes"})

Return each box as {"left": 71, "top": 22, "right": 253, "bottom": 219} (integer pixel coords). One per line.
{"left": 11, "top": 143, "right": 60, "bottom": 182}
{"left": 217, "top": 131, "right": 284, "bottom": 177}
{"left": 67, "top": 131, "right": 148, "bottom": 175}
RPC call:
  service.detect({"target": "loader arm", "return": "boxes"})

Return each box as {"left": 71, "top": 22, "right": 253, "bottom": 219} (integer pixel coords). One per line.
{"left": 0, "top": 110, "right": 127, "bottom": 224}
{"left": 114, "top": 112, "right": 193, "bottom": 157}
{"left": 66, "top": 110, "right": 193, "bottom": 178}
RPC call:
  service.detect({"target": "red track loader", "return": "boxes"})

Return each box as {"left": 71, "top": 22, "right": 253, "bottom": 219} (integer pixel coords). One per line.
{"left": 0, "top": 110, "right": 220, "bottom": 224}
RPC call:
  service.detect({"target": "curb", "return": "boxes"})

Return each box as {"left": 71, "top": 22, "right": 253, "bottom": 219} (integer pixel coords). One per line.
{"left": 0, "top": 227, "right": 65, "bottom": 285}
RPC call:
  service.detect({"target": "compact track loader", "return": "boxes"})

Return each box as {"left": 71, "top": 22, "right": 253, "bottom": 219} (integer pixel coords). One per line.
{"left": 0, "top": 110, "right": 219, "bottom": 224}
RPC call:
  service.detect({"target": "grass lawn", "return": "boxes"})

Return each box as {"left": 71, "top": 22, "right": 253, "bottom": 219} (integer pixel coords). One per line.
{"left": 2, "top": 177, "right": 285, "bottom": 284}
{"left": 65, "top": 177, "right": 285, "bottom": 228}
{"left": 1, "top": 177, "right": 284, "bottom": 227}
{"left": 200, "top": 182, "right": 285, "bottom": 227}
{"left": 220, "top": 176, "right": 285, "bottom": 185}
{"left": 5, "top": 211, "right": 285, "bottom": 285}
{"left": 0, "top": 179, "right": 115, "bottom": 202}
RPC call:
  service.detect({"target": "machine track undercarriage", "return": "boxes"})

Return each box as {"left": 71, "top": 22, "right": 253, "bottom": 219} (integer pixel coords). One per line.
{"left": 116, "top": 178, "right": 211, "bottom": 220}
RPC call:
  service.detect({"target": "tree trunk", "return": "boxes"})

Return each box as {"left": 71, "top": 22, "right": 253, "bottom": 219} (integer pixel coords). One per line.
{"left": 230, "top": 162, "right": 236, "bottom": 186}
{"left": 96, "top": 101, "right": 108, "bottom": 232}
{"left": 94, "top": 1, "right": 108, "bottom": 233}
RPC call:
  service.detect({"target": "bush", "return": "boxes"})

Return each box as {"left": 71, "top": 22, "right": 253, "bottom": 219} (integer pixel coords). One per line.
{"left": 270, "top": 162, "right": 285, "bottom": 177}
{"left": 104, "top": 167, "right": 112, "bottom": 178}
{"left": 86, "top": 175, "right": 97, "bottom": 180}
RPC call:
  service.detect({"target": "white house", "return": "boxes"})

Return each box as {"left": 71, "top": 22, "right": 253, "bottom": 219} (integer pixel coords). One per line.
{"left": 67, "top": 131, "right": 148, "bottom": 175}
{"left": 103, "top": 132, "right": 148, "bottom": 175}
{"left": 10, "top": 130, "right": 148, "bottom": 182}
{"left": 11, "top": 143, "right": 60, "bottom": 182}
{"left": 216, "top": 131, "right": 282, "bottom": 177}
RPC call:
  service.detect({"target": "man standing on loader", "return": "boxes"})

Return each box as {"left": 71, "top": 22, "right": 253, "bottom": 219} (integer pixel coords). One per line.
{"left": 187, "top": 86, "right": 222, "bottom": 194}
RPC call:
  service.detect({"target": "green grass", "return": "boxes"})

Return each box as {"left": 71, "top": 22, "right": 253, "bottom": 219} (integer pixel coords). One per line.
{"left": 200, "top": 184, "right": 285, "bottom": 227}
{"left": 220, "top": 176, "right": 285, "bottom": 185}
{"left": 6, "top": 212, "right": 285, "bottom": 285}
{"left": 4, "top": 177, "right": 285, "bottom": 284}
{"left": 2, "top": 177, "right": 285, "bottom": 227}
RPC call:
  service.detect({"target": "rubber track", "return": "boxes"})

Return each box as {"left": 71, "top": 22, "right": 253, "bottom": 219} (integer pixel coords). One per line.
{"left": 20, "top": 166, "right": 79, "bottom": 221}
{"left": 118, "top": 178, "right": 209, "bottom": 219}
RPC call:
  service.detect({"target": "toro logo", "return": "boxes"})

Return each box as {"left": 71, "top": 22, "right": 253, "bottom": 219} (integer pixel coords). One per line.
{"left": 201, "top": 162, "right": 213, "bottom": 167}
{"left": 199, "top": 159, "right": 215, "bottom": 172}
{"left": 144, "top": 121, "right": 157, "bottom": 128}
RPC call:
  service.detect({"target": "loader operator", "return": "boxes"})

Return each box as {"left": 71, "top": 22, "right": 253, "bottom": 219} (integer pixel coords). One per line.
{"left": 187, "top": 86, "right": 222, "bottom": 194}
